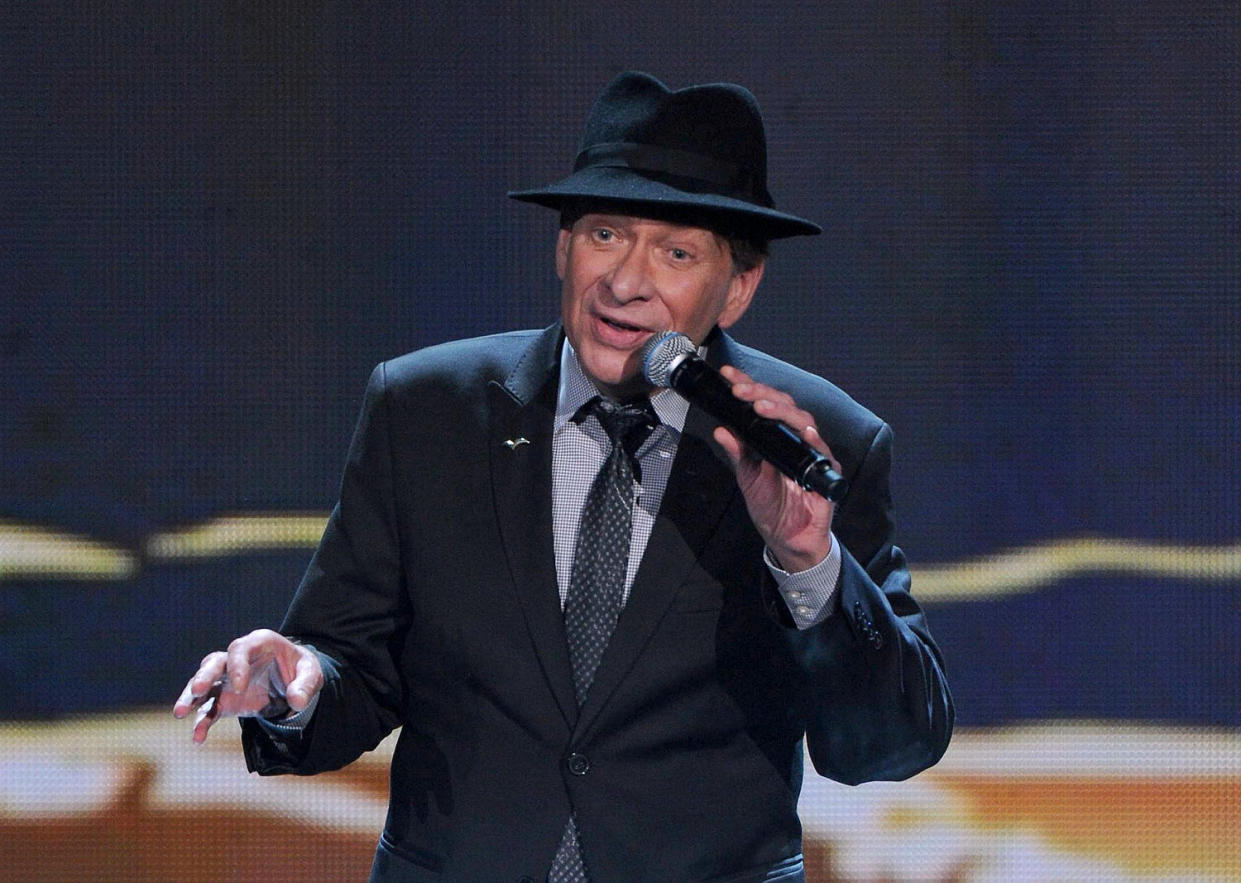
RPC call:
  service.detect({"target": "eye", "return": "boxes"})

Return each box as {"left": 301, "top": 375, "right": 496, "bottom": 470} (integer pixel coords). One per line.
{"left": 592, "top": 227, "right": 615, "bottom": 243}
{"left": 669, "top": 247, "right": 691, "bottom": 261}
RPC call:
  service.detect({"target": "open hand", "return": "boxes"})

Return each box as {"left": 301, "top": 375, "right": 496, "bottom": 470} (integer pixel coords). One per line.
{"left": 172, "top": 628, "right": 323, "bottom": 744}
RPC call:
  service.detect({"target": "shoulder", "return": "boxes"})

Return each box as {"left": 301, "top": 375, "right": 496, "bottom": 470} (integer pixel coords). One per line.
{"left": 355, "top": 326, "right": 561, "bottom": 427}
{"left": 347, "top": 328, "right": 557, "bottom": 437}
{"left": 379, "top": 328, "right": 549, "bottom": 390}
{"left": 715, "top": 335, "right": 886, "bottom": 446}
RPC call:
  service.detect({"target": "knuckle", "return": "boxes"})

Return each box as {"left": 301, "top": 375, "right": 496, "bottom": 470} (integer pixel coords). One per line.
{"left": 197, "top": 652, "right": 226, "bottom": 676}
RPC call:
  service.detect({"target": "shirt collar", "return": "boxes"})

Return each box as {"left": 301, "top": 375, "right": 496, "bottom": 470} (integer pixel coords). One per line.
{"left": 555, "top": 338, "right": 692, "bottom": 434}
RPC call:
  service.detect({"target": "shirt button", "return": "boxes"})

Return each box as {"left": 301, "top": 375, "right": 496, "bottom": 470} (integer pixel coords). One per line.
{"left": 567, "top": 752, "right": 591, "bottom": 776}
{"left": 795, "top": 605, "right": 811, "bottom": 616}
{"left": 786, "top": 590, "right": 803, "bottom": 600}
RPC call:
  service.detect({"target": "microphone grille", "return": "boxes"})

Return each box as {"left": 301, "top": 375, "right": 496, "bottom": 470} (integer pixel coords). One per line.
{"left": 641, "top": 332, "right": 696, "bottom": 387}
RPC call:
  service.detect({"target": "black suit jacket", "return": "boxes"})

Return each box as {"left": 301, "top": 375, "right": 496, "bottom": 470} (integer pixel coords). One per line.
{"left": 242, "top": 324, "right": 953, "bottom": 882}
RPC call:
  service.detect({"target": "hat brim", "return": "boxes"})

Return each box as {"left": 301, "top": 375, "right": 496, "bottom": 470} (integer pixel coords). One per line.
{"left": 508, "top": 166, "right": 821, "bottom": 239}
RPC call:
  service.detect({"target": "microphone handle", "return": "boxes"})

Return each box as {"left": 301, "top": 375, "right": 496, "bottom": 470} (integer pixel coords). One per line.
{"left": 669, "top": 357, "right": 849, "bottom": 502}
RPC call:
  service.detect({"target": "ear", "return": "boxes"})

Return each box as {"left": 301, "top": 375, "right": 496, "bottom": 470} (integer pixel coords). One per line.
{"left": 555, "top": 228, "right": 571, "bottom": 280}
{"left": 716, "top": 260, "right": 764, "bottom": 329}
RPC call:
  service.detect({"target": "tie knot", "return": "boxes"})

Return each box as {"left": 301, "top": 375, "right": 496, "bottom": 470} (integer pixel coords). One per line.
{"left": 583, "top": 397, "right": 659, "bottom": 462}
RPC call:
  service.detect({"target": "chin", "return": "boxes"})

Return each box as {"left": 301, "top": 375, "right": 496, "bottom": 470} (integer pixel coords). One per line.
{"left": 587, "top": 364, "right": 646, "bottom": 399}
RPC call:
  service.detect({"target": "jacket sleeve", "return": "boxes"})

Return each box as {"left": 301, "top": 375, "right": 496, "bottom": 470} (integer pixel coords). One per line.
{"left": 242, "top": 361, "right": 412, "bottom": 775}
{"left": 765, "top": 421, "right": 954, "bottom": 785}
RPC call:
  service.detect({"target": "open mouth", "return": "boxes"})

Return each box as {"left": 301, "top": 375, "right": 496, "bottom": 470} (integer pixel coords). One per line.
{"left": 600, "top": 316, "right": 644, "bottom": 333}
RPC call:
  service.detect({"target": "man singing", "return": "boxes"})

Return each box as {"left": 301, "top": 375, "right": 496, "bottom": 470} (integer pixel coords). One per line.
{"left": 175, "top": 70, "right": 953, "bottom": 882}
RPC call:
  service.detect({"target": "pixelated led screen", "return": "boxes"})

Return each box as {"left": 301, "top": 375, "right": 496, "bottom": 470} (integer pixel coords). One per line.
{"left": 2, "top": 3, "right": 1237, "bottom": 880}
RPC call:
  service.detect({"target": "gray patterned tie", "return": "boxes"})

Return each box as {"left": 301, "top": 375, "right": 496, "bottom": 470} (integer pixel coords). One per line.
{"left": 548, "top": 396, "right": 657, "bottom": 883}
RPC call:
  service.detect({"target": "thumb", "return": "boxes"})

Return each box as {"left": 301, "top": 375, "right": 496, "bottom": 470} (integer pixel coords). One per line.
{"left": 712, "top": 425, "right": 745, "bottom": 470}
{"left": 283, "top": 649, "right": 323, "bottom": 711}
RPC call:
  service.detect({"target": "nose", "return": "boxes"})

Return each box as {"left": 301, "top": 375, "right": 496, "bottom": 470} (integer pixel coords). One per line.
{"left": 604, "top": 244, "right": 653, "bottom": 303}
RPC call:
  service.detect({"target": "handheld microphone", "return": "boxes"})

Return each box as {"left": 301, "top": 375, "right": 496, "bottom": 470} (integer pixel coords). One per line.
{"left": 640, "top": 332, "right": 848, "bottom": 502}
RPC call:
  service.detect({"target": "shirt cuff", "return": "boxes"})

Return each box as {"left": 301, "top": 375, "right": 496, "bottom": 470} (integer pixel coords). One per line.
{"left": 763, "top": 534, "right": 842, "bottom": 629}
{"left": 253, "top": 689, "right": 320, "bottom": 735}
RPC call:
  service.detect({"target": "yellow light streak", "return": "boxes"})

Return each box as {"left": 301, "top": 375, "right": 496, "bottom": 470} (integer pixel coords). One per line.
{"left": 910, "top": 537, "right": 1241, "bottom": 601}
{"left": 0, "top": 521, "right": 137, "bottom": 580}
{"left": 144, "top": 513, "right": 328, "bottom": 559}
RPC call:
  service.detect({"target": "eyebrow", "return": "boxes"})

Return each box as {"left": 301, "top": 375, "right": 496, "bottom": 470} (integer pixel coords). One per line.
{"left": 585, "top": 215, "right": 712, "bottom": 237}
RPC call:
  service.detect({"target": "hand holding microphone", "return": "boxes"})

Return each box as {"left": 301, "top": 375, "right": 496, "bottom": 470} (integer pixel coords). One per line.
{"left": 640, "top": 331, "right": 848, "bottom": 502}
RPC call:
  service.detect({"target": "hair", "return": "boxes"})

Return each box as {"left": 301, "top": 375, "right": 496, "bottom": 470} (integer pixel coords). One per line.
{"left": 557, "top": 200, "right": 769, "bottom": 274}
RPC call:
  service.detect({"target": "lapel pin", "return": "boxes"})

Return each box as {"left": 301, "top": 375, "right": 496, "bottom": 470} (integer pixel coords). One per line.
{"left": 504, "top": 437, "right": 531, "bottom": 450}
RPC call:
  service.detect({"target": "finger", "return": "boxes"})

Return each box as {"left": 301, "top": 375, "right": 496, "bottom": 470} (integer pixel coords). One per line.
{"left": 802, "top": 424, "right": 838, "bottom": 466}
{"left": 173, "top": 687, "right": 203, "bottom": 718}
{"left": 173, "top": 681, "right": 197, "bottom": 717}
{"left": 285, "top": 650, "right": 324, "bottom": 711}
{"left": 173, "top": 652, "right": 227, "bottom": 717}
{"left": 716, "top": 366, "right": 835, "bottom": 477}
{"left": 749, "top": 395, "right": 815, "bottom": 434}
{"left": 733, "top": 387, "right": 819, "bottom": 457}
{"left": 192, "top": 693, "right": 221, "bottom": 744}
{"left": 225, "top": 648, "right": 251, "bottom": 695}
{"left": 224, "top": 631, "right": 275, "bottom": 694}
{"left": 712, "top": 426, "right": 770, "bottom": 486}
{"left": 719, "top": 366, "right": 798, "bottom": 409}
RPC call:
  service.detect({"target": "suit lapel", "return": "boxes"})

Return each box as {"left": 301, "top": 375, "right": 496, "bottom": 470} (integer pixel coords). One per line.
{"left": 574, "top": 332, "right": 743, "bottom": 737}
{"left": 489, "top": 327, "right": 748, "bottom": 737}
{"left": 487, "top": 325, "right": 579, "bottom": 728}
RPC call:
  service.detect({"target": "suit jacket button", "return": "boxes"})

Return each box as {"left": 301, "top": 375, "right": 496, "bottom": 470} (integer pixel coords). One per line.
{"left": 567, "top": 752, "right": 591, "bottom": 776}
{"left": 870, "top": 632, "right": 884, "bottom": 650}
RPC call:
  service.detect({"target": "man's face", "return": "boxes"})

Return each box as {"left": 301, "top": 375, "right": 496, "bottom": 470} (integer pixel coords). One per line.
{"left": 556, "top": 213, "right": 764, "bottom": 400}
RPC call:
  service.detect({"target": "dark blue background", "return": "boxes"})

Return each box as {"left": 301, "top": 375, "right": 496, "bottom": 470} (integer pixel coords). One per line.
{"left": 2, "top": 2, "right": 1237, "bottom": 726}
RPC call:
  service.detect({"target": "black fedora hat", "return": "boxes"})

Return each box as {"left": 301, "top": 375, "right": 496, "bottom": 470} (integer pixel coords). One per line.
{"left": 508, "top": 71, "right": 821, "bottom": 239}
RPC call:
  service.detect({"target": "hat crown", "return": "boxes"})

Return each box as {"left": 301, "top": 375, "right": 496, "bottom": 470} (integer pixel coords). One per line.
{"left": 575, "top": 72, "right": 772, "bottom": 206}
